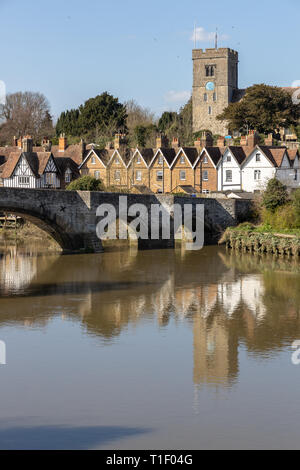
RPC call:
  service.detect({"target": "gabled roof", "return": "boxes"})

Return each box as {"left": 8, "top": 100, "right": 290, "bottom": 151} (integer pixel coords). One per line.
{"left": 150, "top": 148, "right": 177, "bottom": 168}
{"left": 55, "top": 157, "right": 80, "bottom": 177}
{"left": 51, "top": 143, "right": 86, "bottom": 165}
{"left": 1, "top": 152, "right": 22, "bottom": 178}
{"left": 227, "top": 146, "right": 248, "bottom": 165}
{"left": 195, "top": 147, "right": 222, "bottom": 168}
{"left": 288, "top": 148, "right": 299, "bottom": 164}
{"left": 107, "top": 148, "right": 132, "bottom": 167}
{"left": 127, "top": 148, "right": 154, "bottom": 168}
{"left": 78, "top": 148, "right": 114, "bottom": 169}
{"left": 1, "top": 152, "right": 55, "bottom": 179}
{"left": 258, "top": 146, "right": 289, "bottom": 167}
{"left": 171, "top": 147, "right": 199, "bottom": 168}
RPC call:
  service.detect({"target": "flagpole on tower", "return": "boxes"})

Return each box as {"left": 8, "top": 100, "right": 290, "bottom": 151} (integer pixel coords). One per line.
{"left": 194, "top": 22, "right": 196, "bottom": 49}
{"left": 215, "top": 27, "right": 218, "bottom": 49}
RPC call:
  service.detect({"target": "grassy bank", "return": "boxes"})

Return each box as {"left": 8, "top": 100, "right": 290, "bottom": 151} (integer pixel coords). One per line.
{"left": 0, "top": 222, "right": 59, "bottom": 247}
{"left": 220, "top": 223, "right": 300, "bottom": 257}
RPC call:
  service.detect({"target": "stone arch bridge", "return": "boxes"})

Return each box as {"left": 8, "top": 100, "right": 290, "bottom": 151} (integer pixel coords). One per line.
{"left": 0, "top": 188, "right": 252, "bottom": 253}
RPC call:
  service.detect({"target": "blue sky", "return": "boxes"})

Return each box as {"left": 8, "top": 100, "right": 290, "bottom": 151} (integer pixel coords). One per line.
{"left": 1, "top": 0, "right": 299, "bottom": 120}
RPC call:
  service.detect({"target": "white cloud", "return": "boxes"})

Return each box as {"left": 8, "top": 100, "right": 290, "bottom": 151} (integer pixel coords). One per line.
{"left": 190, "top": 27, "right": 229, "bottom": 44}
{"left": 292, "top": 80, "right": 300, "bottom": 87}
{"left": 164, "top": 90, "right": 191, "bottom": 104}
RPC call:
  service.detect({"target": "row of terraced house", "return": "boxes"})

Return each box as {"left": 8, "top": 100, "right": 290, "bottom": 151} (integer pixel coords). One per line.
{"left": 0, "top": 132, "right": 300, "bottom": 195}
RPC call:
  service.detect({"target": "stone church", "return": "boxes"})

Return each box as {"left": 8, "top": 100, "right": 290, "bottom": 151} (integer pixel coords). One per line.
{"left": 192, "top": 47, "right": 242, "bottom": 136}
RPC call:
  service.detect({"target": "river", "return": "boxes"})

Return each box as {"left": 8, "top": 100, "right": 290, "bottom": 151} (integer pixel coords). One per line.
{"left": 0, "top": 241, "right": 300, "bottom": 449}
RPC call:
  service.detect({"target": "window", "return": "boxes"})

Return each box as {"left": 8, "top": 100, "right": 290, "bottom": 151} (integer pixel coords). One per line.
{"left": 180, "top": 155, "right": 185, "bottom": 164}
{"left": 204, "top": 93, "right": 208, "bottom": 102}
{"left": 114, "top": 170, "right": 120, "bottom": 180}
{"left": 46, "top": 173, "right": 55, "bottom": 186}
{"left": 180, "top": 170, "right": 186, "bottom": 181}
{"left": 94, "top": 170, "right": 100, "bottom": 180}
{"left": 156, "top": 170, "right": 163, "bottom": 181}
{"left": 19, "top": 176, "right": 29, "bottom": 185}
{"left": 202, "top": 189, "right": 210, "bottom": 194}
{"left": 256, "top": 153, "right": 261, "bottom": 162}
{"left": 254, "top": 170, "right": 261, "bottom": 180}
{"left": 226, "top": 170, "right": 232, "bottom": 182}
{"left": 91, "top": 156, "right": 96, "bottom": 164}
{"left": 158, "top": 155, "right": 163, "bottom": 165}
{"left": 295, "top": 169, "right": 298, "bottom": 181}
{"left": 136, "top": 155, "right": 141, "bottom": 164}
{"left": 202, "top": 170, "right": 208, "bottom": 181}
{"left": 213, "top": 92, "right": 217, "bottom": 102}
{"left": 205, "top": 65, "right": 215, "bottom": 77}
{"left": 65, "top": 170, "right": 71, "bottom": 183}
{"left": 136, "top": 170, "right": 142, "bottom": 181}
{"left": 115, "top": 157, "right": 120, "bottom": 164}
{"left": 208, "top": 106, "right": 212, "bottom": 115}
{"left": 203, "top": 155, "right": 208, "bottom": 164}
{"left": 226, "top": 155, "right": 231, "bottom": 162}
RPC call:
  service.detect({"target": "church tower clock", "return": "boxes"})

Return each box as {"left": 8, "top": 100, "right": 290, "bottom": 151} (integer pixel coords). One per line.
{"left": 192, "top": 47, "right": 239, "bottom": 136}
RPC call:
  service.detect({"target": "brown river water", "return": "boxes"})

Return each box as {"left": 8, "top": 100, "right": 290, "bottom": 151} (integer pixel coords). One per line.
{"left": 0, "top": 241, "right": 300, "bottom": 449}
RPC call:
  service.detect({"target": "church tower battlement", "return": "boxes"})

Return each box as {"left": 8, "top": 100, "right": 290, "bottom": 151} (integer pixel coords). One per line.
{"left": 192, "top": 47, "right": 239, "bottom": 136}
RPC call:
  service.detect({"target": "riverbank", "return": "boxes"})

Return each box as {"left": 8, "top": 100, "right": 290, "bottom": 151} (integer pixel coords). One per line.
{"left": 0, "top": 222, "right": 59, "bottom": 247}
{"left": 220, "top": 223, "right": 300, "bottom": 257}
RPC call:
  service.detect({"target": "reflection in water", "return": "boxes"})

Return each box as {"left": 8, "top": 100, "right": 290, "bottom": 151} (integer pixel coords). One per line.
{"left": 1, "top": 243, "right": 300, "bottom": 390}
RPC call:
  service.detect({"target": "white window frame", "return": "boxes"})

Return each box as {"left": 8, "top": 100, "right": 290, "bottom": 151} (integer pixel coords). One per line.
{"left": 180, "top": 170, "right": 186, "bottom": 181}
{"left": 254, "top": 169, "right": 261, "bottom": 180}
{"left": 91, "top": 156, "right": 96, "bottom": 164}
{"left": 256, "top": 153, "right": 261, "bottom": 162}
{"left": 19, "top": 176, "right": 30, "bottom": 185}
{"left": 136, "top": 170, "right": 142, "bottom": 181}
{"left": 226, "top": 170, "right": 232, "bottom": 182}
{"left": 114, "top": 170, "right": 120, "bottom": 180}
{"left": 156, "top": 170, "right": 163, "bottom": 181}
{"left": 202, "top": 170, "right": 208, "bottom": 181}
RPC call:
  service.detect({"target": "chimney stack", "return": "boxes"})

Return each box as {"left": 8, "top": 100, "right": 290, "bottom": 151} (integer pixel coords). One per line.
{"left": 59, "top": 133, "right": 67, "bottom": 152}
{"left": 247, "top": 130, "right": 259, "bottom": 149}
{"left": 17, "top": 136, "right": 23, "bottom": 149}
{"left": 156, "top": 135, "right": 169, "bottom": 149}
{"left": 194, "top": 138, "right": 202, "bottom": 150}
{"left": 42, "top": 137, "right": 51, "bottom": 152}
{"left": 240, "top": 135, "right": 248, "bottom": 147}
{"left": 171, "top": 137, "right": 180, "bottom": 150}
{"left": 22, "top": 136, "right": 33, "bottom": 153}
{"left": 265, "top": 133, "right": 274, "bottom": 146}
{"left": 80, "top": 138, "right": 86, "bottom": 158}
{"left": 13, "top": 136, "right": 18, "bottom": 147}
{"left": 200, "top": 131, "right": 213, "bottom": 148}
{"left": 217, "top": 136, "right": 226, "bottom": 148}
{"left": 114, "top": 133, "right": 127, "bottom": 153}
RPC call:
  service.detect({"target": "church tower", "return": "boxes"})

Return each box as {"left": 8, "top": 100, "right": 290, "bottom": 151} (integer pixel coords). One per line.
{"left": 192, "top": 48, "right": 239, "bottom": 136}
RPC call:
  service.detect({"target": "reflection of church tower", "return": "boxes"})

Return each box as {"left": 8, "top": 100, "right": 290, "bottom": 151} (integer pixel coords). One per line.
{"left": 193, "top": 311, "right": 238, "bottom": 387}
{"left": 192, "top": 47, "right": 239, "bottom": 135}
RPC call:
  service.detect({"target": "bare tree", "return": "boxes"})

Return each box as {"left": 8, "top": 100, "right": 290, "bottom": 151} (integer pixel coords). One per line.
{"left": 0, "top": 91, "right": 54, "bottom": 144}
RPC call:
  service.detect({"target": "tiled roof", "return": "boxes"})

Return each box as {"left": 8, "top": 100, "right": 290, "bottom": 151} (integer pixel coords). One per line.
{"left": 139, "top": 148, "right": 155, "bottom": 166}
{"left": 55, "top": 157, "right": 80, "bottom": 177}
{"left": 181, "top": 147, "right": 199, "bottom": 166}
{"left": 204, "top": 147, "right": 222, "bottom": 166}
{"left": 259, "top": 146, "right": 288, "bottom": 167}
{"left": 1, "top": 151, "right": 53, "bottom": 178}
{"left": 228, "top": 146, "right": 248, "bottom": 165}
{"left": 51, "top": 143, "right": 86, "bottom": 165}
{"left": 288, "top": 148, "right": 299, "bottom": 162}
{"left": 158, "top": 148, "right": 177, "bottom": 166}
{"left": 1, "top": 152, "right": 22, "bottom": 178}
{"left": 92, "top": 148, "right": 114, "bottom": 166}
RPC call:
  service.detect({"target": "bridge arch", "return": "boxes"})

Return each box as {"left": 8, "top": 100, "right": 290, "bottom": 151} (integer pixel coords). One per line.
{"left": 0, "top": 207, "right": 80, "bottom": 252}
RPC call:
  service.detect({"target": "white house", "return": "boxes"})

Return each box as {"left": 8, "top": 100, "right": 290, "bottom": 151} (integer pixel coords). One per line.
{"left": 217, "top": 146, "right": 247, "bottom": 191}
{"left": 288, "top": 149, "right": 300, "bottom": 189}
{"left": 241, "top": 146, "right": 292, "bottom": 192}
{"left": 1, "top": 151, "right": 61, "bottom": 189}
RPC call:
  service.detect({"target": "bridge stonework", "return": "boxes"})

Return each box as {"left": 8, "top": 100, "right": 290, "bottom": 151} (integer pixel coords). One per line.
{"left": 0, "top": 188, "right": 253, "bottom": 253}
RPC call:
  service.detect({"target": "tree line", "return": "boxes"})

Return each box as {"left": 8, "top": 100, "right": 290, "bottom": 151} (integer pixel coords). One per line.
{"left": 1, "top": 84, "right": 299, "bottom": 148}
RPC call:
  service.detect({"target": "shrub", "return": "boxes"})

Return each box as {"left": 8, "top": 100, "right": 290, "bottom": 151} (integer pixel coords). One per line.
{"left": 292, "top": 189, "right": 300, "bottom": 226}
{"left": 66, "top": 176, "right": 105, "bottom": 191}
{"left": 262, "top": 178, "right": 288, "bottom": 213}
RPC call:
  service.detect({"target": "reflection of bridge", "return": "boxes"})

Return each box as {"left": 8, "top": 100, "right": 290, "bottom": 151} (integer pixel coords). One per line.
{"left": 0, "top": 188, "right": 252, "bottom": 252}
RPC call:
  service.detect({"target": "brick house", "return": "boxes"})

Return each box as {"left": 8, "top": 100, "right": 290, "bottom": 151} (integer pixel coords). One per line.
{"left": 149, "top": 148, "right": 176, "bottom": 193}
{"left": 78, "top": 148, "right": 114, "bottom": 186}
{"left": 170, "top": 147, "right": 198, "bottom": 192}
{"left": 194, "top": 147, "right": 222, "bottom": 193}
{"left": 127, "top": 148, "right": 154, "bottom": 190}
{"left": 106, "top": 149, "right": 132, "bottom": 189}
